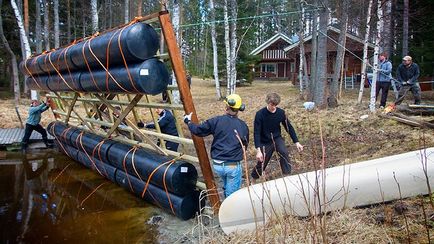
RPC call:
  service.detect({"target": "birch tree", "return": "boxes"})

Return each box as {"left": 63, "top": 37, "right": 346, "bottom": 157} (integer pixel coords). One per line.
{"left": 369, "top": 0, "right": 383, "bottom": 112}
{"left": 209, "top": 0, "right": 222, "bottom": 99}
{"left": 223, "top": 0, "right": 231, "bottom": 95}
{"left": 35, "top": 0, "right": 42, "bottom": 53}
{"left": 298, "top": 1, "right": 309, "bottom": 99}
{"left": 66, "top": 0, "right": 71, "bottom": 43}
{"left": 313, "top": 0, "right": 329, "bottom": 108}
{"left": 124, "top": 0, "right": 129, "bottom": 24}
{"left": 357, "top": 0, "right": 374, "bottom": 104}
{"left": 171, "top": 0, "right": 181, "bottom": 103}
{"left": 54, "top": 0, "right": 59, "bottom": 48}
{"left": 43, "top": 0, "right": 50, "bottom": 50}
{"left": 91, "top": 0, "right": 98, "bottom": 32}
{"left": 329, "top": 0, "right": 349, "bottom": 107}
{"left": 229, "top": 0, "right": 238, "bottom": 94}
{"left": 11, "top": 0, "right": 37, "bottom": 99}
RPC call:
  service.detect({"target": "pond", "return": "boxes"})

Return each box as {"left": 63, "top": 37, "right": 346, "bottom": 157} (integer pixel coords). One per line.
{"left": 0, "top": 149, "right": 191, "bottom": 243}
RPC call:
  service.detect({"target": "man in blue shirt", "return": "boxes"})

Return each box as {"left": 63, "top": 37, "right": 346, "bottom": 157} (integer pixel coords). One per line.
{"left": 375, "top": 52, "right": 393, "bottom": 108}
{"left": 184, "top": 94, "right": 249, "bottom": 197}
{"left": 22, "top": 99, "right": 52, "bottom": 151}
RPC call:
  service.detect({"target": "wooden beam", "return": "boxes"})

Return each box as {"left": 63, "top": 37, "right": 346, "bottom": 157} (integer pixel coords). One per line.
{"left": 46, "top": 94, "right": 184, "bottom": 110}
{"left": 106, "top": 94, "right": 143, "bottom": 137}
{"left": 159, "top": 12, "right": 221, "bottom": 212}
{"left": 52, "top": 92, "right": 94, "bottom": 132}
{"left": 65, "top": 93, "right": 79, "bottom": 124}
{"left": 93, "top": 94, "right": 167, "bottom": 155}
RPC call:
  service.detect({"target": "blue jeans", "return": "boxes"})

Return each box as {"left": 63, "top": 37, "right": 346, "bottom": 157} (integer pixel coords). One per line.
{"left": 212, "top": 160, "right": 242, "bottom": 197}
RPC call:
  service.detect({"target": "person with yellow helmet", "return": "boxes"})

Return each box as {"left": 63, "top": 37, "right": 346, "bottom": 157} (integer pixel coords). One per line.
{"left": 251, "top": 92, "right": 304, "bottom": 181}
{"left": 184, "top": 94, "right": 249, "bottom": 197}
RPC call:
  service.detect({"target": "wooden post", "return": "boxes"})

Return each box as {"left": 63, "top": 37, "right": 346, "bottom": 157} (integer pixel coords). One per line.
{"left": 159, "top": 11, "right": 221, "bottom": 212}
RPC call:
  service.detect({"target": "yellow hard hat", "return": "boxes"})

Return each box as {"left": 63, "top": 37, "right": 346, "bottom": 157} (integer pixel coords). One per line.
{"left": 224, "top": 94, "right": 245, "bottom": 111}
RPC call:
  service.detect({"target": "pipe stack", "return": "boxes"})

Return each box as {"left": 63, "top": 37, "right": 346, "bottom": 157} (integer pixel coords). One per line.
{"left": 20, "top": 22, "right": 169, "bottom": 95}
{"left": 48, "top": 121, "right": 202, "bottom": 220}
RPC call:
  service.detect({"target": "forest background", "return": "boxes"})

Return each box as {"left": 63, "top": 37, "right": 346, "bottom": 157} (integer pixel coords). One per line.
{"left": 0, "top": 0, "right": 433, "bottom": 107}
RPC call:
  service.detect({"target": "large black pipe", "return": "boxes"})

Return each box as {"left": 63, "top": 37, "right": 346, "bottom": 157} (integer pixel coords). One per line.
{"left": 115, "top": 170, "right": 202, "bottom": 220}
{"left": 107, "top": 142, "right": 198, "bottom": 195}
{"left": 25, "top": 58, "right": 169, "bottom": 95}
{"left": 76, "top": 151, "right": 118, "bottom": 182}
{"left": 20, "top": 22, "right": 159, "bottom": 76}
{"left": 48, "top": 122, "right": 198, "bottom": 195}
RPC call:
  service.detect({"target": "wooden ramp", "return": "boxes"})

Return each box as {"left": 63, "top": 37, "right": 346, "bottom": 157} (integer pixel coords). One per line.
{"left": 0, "top": 128, "right": 54, "bottom": 147}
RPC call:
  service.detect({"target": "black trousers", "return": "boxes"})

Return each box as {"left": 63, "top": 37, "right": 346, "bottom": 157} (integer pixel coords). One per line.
{"left": 375, "top": 82, "right": 391, "bottom": 107}
{"left": 251, "top": 137, "right": 291, "bottom": 179}
{"left": 22, "top": 123, "right": 48, "bottom": 149}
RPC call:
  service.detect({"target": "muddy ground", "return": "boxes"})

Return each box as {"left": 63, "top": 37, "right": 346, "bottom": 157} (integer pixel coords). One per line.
{"left": 1, "top": 78, "right": 434, "bottom": 242}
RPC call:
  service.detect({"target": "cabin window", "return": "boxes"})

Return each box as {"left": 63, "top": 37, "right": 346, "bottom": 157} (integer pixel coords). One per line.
{"left": 261, "top": 63, "right": 276, "bottom": 74}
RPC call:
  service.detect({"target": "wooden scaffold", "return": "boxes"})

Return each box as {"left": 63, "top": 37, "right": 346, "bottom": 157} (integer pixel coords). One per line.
{"left": 39, "top": 11, "right": 221, "bottom": 213}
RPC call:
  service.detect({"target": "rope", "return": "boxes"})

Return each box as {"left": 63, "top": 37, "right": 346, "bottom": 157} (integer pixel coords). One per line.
{"left": 23, "top": 59, "right": 43, "bottom": 90}
{"left": 122, "top": 146, "right": 136, "bottom": 193}
{"left": 48, "top": 50, "right": 80, "bottom": 92}
{"left": 81, "top": 35, "right": 103, "bottom": 92}
{"left": 79, "top": 182, "right": 108, "bottom": 207}
{"left": 105, "top": 29, "right": 122, "bottom": 91}
{"left": 78, "top": 131, "right": 104, "bottom": 176}
{"left": 118, "top": 24, "right": 140, "bottom": 93}
{"left": 87, "top": 32, "right": 130, "bottom": 93}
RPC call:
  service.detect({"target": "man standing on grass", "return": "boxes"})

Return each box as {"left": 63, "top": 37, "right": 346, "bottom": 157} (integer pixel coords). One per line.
{"left": 395, "top": 55, "right": 421, "bottom": 105}
{"left": 21, "top": 98, "right": 53, "bottom": 152}
{"left": 251, "top": 92, "right": 303, "bottom": 181}
{"left": 184, "top": 94, "right": 249, "bottom": 197}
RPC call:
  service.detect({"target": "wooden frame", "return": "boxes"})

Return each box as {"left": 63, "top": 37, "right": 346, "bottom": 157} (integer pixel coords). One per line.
{"left": 46, "top": 11, "right": 221, "bottom": 212}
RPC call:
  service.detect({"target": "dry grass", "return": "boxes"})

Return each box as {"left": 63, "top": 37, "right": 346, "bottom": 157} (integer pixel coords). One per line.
{"left": 2, "top": 78, "right": 434, "bottom": 243}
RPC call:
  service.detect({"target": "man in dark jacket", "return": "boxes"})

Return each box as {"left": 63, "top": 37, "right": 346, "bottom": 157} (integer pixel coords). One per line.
{"left": 251, "top": 93, "right": 303, "bottom": 180}
{"left": 142, "top": 108, "right": 179, "bottom": 152}
{"left": 21, "top": 99, "right": 52, "bottom": 151}
{"left": 184, "top": 94, "right": 249, "bottom": 197}
{"left": 395, "top": 55, "right": 421, "bottom": 105}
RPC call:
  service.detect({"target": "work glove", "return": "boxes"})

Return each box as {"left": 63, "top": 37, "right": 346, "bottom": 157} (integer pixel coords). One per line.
{"left": 137, "top": 121, "right": 145, "bottom": 128}
{"left": 402, "top": 81, "right": 409, "bottom": 86}
{"left": 183, "top": 112, "right": 193, "bottom": 124}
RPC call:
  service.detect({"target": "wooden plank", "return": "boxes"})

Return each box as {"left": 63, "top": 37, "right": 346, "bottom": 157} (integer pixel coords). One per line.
{"left": 159, "top": 12, "right": 221, "bottom": 212}
{"left": 52, "top": 92, "right": 94, "bottom": 132}
{"left": 106, "top": 94, "right": 143, "bottom": 137}
{"left": 65, "top": 93, "right": 79, "bottom": 124}
{"left": 93, "top": 94, "right": 167, "bottom": 155}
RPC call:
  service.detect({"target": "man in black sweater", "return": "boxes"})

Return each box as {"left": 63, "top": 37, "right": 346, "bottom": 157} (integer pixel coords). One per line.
{"left": 251, "top": 93, "right": 303, "bottom": 180}
{"left": 184, "top": 94, "right": 249, "bottom": 197}
{"left": 140, "top": 108, "right": 179, "bottom": 152}
{"left": 395, "top": 55, "right": 421, "bottom": 105}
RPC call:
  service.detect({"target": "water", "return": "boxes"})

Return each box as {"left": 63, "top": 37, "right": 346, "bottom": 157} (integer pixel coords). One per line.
{"left": 0, "top": 150, "right": 165, "bottom": 243}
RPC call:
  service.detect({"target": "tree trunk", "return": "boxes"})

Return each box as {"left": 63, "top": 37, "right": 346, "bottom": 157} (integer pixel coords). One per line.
{"left": 171, "top": 0, "right": 181, "bottom": 103}
{"left": 329, "top": 0, "right": 349, "bottom": 108}
{"left": 369, "top": 0, "right": 383, "bottom": 112}
{"left": 209, "top": 0, "right": 221, "bottom": 99}
{"left": 23, "top": 0, "right": 28, "bottom": 34}
{"left": 108, "top": 0, "right": 112, "bottom": 28}
{"left": 35, "top": 0, "right": 42, "bottom": 53}
{"left": 308, "top": 2, "right": 318, "bottom": 101}
{"left": 43, "top": 0, "right": 50, "bottom": 50}
{"left": 137, "top": 0, "right": 142, "bottom": 16}
{"left": 91, "top": 0, "right": 98, "bottom": 32}
{"left": 229, "top": 0, "right": 238, "bottom": 94}
{"left": 402, "top": 0, "right": 409, "bottom": 56}
{"left": 124, "top": 0, "right": 129, "bottom": 24}
{"left": 313, "top": 0, "right": 328, "bottom": 108}
{"left": 357, "top": 0, "right": 374, "bottom": 104}
{"left": 223, "top": 0, "right": 231, "bottom": 95}
{"left": 53, "top": 0, "right": 59, "bottom": 48}
{"left": 11, "top": 0, "right": 36, "bottom": 99}
{"left": 380, "top": 0, "right": 393, "bottom": 55}
{"left": 298, "top": 1, "right": 307, "bottom": 99}
{"left": 67, "top": 0, "right": 71, "bottom": 43}
{"left": 1, "top": 0, "right": 20, "bottom": 104}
